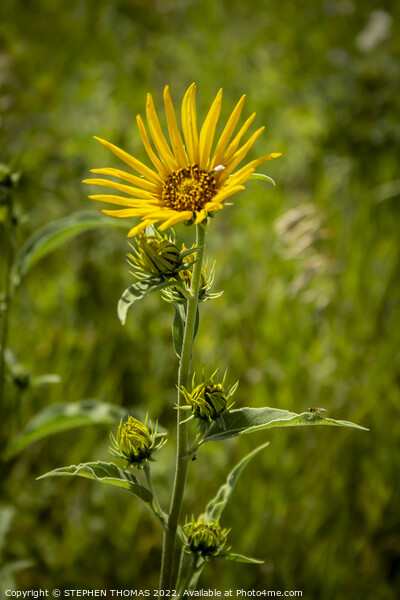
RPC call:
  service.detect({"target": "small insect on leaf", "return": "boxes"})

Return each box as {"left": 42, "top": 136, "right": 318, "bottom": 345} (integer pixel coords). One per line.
{"left": 308, "top": 407, "right": 328, "bottom": 413}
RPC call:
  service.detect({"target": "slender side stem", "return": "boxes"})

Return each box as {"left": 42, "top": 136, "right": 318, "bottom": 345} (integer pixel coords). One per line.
{"left": 159, "top": 224, "right": 207, "bottom": 590}
{"left": 175, "top": 555, "right": 198, "bottom": 600}
{"left": 143, "top": 463, "right": 164, "bottom": 520}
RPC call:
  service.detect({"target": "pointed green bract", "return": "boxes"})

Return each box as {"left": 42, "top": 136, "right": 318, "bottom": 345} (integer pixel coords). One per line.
{"left": 200, "top": 407, "right": 368, "bottom": 444}
{"left": 205, "top": 442, "right": 270, "bottom": 522}
{"left": 37, "top": 461, "right": 165, "bottom": 526}
{"left": 4, "top": 400, "right": 128, "bottom": 460}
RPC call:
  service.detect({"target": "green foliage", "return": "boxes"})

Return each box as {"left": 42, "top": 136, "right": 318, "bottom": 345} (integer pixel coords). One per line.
{"left": 205, "top": 442, "right": 270, "bottom": 522}
{"left": 12, "top": 210, "right": 127, "bottom": 288}
{"left": 4, "top": 400, "right": 128, "bottom": 459}
{"left": 37, "top": 461, "right": 165, "bottom": 526}
{"left": 201, "top": 407, "right": 367, "bottom": 444}
{"left": 1, "top": 0, "right": 399, "bottom": 597}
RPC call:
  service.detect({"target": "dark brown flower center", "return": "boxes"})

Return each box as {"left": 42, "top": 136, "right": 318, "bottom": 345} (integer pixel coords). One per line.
{"left": 162, "top": 164, "right": 217, "bottom": 212}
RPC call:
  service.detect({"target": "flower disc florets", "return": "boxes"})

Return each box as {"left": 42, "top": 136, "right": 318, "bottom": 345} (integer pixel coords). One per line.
{"left": 128, "top": 232, "right": 183, "bottom": 279}
{"left": 184, "top": 519, "right": 229, "bottom": 558}
{"left": 110, "top": 416, "right": 166, "bottom": 467}
{"left": 84, "top": 83, "right": 281, "bottom": 237}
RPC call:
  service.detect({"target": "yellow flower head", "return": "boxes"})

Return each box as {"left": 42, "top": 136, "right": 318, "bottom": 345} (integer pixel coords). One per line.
{"left": 83, "top": 84, "right": 281, "bottom": 237}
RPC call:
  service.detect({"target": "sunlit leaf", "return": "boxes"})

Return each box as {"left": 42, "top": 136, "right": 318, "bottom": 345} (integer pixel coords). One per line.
{"left": 118, "top": 279, "right": 178, "bottom": 325}
{"left": 37, "top": 461, "right": 164, "bottom": 526}
{"left": 4, "top": 400, "right": 128, "bottom": 459}
{"left": 201, "top": 407, "right": 368, "bottom": 444}
{"left": 205, "top": 442, "right": 270, "bottom": 521}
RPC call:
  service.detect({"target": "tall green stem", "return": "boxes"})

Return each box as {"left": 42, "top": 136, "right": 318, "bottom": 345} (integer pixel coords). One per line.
{"left": 159, "top": 224, "right": 207, "bottom": 590}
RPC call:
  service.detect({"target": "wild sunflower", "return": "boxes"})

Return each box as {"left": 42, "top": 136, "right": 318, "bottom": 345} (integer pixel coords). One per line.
{"left": 83, "top": 83, "right": 281, "bottom": 237}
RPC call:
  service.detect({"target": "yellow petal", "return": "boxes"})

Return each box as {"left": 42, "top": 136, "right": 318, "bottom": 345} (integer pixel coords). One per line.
{"left": 136, "top": 115, "right": 169, "bottom": 177}
{"left": 181, "top": 83, "right": 199, "bottom": 164}
{"left": 89, "top": 194, "right": 156, "bottom": 210}
{"left": 163, "top": 86, "right": 188, "bottom": 168}
{"left": 90, "top": 168, "right": 161, "bottom": 193}
{"left": 83, "top": 178, "right": 157, "bottom": 199}
{"left": 212, "top": 185, "right": 245, "bottom": 204}
{"left": 220, "top": 113, "right": 256, "bottom": 166}
{"left": 199, "top": 88, "right": 223, "bottom": 170}
{"left": 220, "top": 127, "right": 265, "bottom": 181}
{"left": 158, "top": 211, "right": 193, "bottom": 231}
{"left": 194, "top": 209, "right": 208, "bottom": 224}
{"left": 146, "top": 93, "right": 179, "bottom": 173}
{"left": 93, "top": 136, "right": 163, "bottom": 185}
{"left": 101, "top": 208, "right": 150, "bottom": 217}
{"left": 128, "top": 219, "right": 160, "bottom": 238}
{"left": 210, "top": 95, "right": 246, "bottom": 169}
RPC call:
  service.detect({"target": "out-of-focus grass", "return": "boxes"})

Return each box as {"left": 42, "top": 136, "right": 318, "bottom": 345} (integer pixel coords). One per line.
{"left": 1, "top": 1, "right": 400, "bottom": 598}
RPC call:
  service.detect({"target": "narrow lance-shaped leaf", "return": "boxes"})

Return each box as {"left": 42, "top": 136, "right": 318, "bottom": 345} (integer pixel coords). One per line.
{"left": 12, "top": 210, "right": 128, "bottom": 288}
{"left": 216, "top": 553, "right": 264, "bottom": 564}
{"left": 172, "top": 304, "right": 200, "bottom": 358}
{"left": 4, "top": 400, "right": 128, "bottom": 460}
{"left": 201, "top": 407, "right": 368, "bottom": 445}
{"left": 37, "top": 461, "right": 165, "bottom": 527}
{"left": 205, "top": 442, "right": 270, "bottom": 522}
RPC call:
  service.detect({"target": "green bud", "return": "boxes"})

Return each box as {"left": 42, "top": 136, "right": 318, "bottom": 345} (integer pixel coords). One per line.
{"left": 109, "top": 416, "right": 166, "bottom": 467}
{"left": 184, "top": 519, "right": 229, "bottom": 558}
{"left": 181, "top": 372, "right": 237, "bottom": 423}
{"left": 128, "top": 233, "right": 182, "bottom": 278}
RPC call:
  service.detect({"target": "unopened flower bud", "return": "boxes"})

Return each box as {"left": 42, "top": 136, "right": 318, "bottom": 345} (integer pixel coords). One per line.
{"left": 184, "top": 519, "right": 229, "bottom": 558}
{"left": 181, "top": 373, "right": 236, "bottom": 423}
{"left": 110, "top": 416, "right": 166, "bottom": 467}
{"left": 128, "top": 233, "right": 182, "bottom": 278}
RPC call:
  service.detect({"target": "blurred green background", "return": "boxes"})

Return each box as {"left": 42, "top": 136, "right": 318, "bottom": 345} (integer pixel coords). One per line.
{"left": 1, "top": 0, "right": 399, "bottom": 598}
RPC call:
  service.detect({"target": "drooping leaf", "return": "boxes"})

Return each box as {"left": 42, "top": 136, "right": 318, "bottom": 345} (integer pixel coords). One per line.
{"left": 172, "top": 303, "right": 186, "bottom": 358}
{"left": 118, "top": 279, "right": 178, "bottom": 325}
{"left": 4, "top": 400, "right": 128, "bottom": 459}
{"left": 217, "top": 552, "right": 264, "bottom": 564}
{"left": 172, "top": 304, "right": 200, "bottom": 358}
{"left": 201, "top": 407, "right": 368, "bottom": 444}
{"left": 12, "top": 210, "right": 127, "bottom": 288}
{"left": 205, "top": 442, "right": 270, "bottom": 522}
{"left": 37, "top": 461, "right": 165, "bottom": 526}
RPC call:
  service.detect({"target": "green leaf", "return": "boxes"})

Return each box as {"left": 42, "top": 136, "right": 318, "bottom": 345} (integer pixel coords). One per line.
{"left": 37, "top": 461, "right": 164, "bottom": 526}
{"left": 205, "top": 442, "right": 270, "bottom": 522}
{"left": 172, "top": 303, "right": 186, "bottom": 358}
{"left": 201, "top": 407, "right": 368, "bottom": 444}
{"left": 0, "top": 560, "right": 34, "bottom": 595}
{"left": 0, "top": 506, "right": 16, "bottom": 551}
{"left": 172, "top": 304, "right": 200, "bottom": 358}
{"left": 12, "top": 210, "right": 127, "bottom": 288}
{"left": 4, "top": 400, "right": 128, "bottom": 459}
{"left": 250, "top": 172, "right": 276, "bottom": 186}
{"left": 118, "top": 279, "right": 178, "bottom": 325}
{"left": 217, "top": 552, "right": 264, "bottom": 564}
